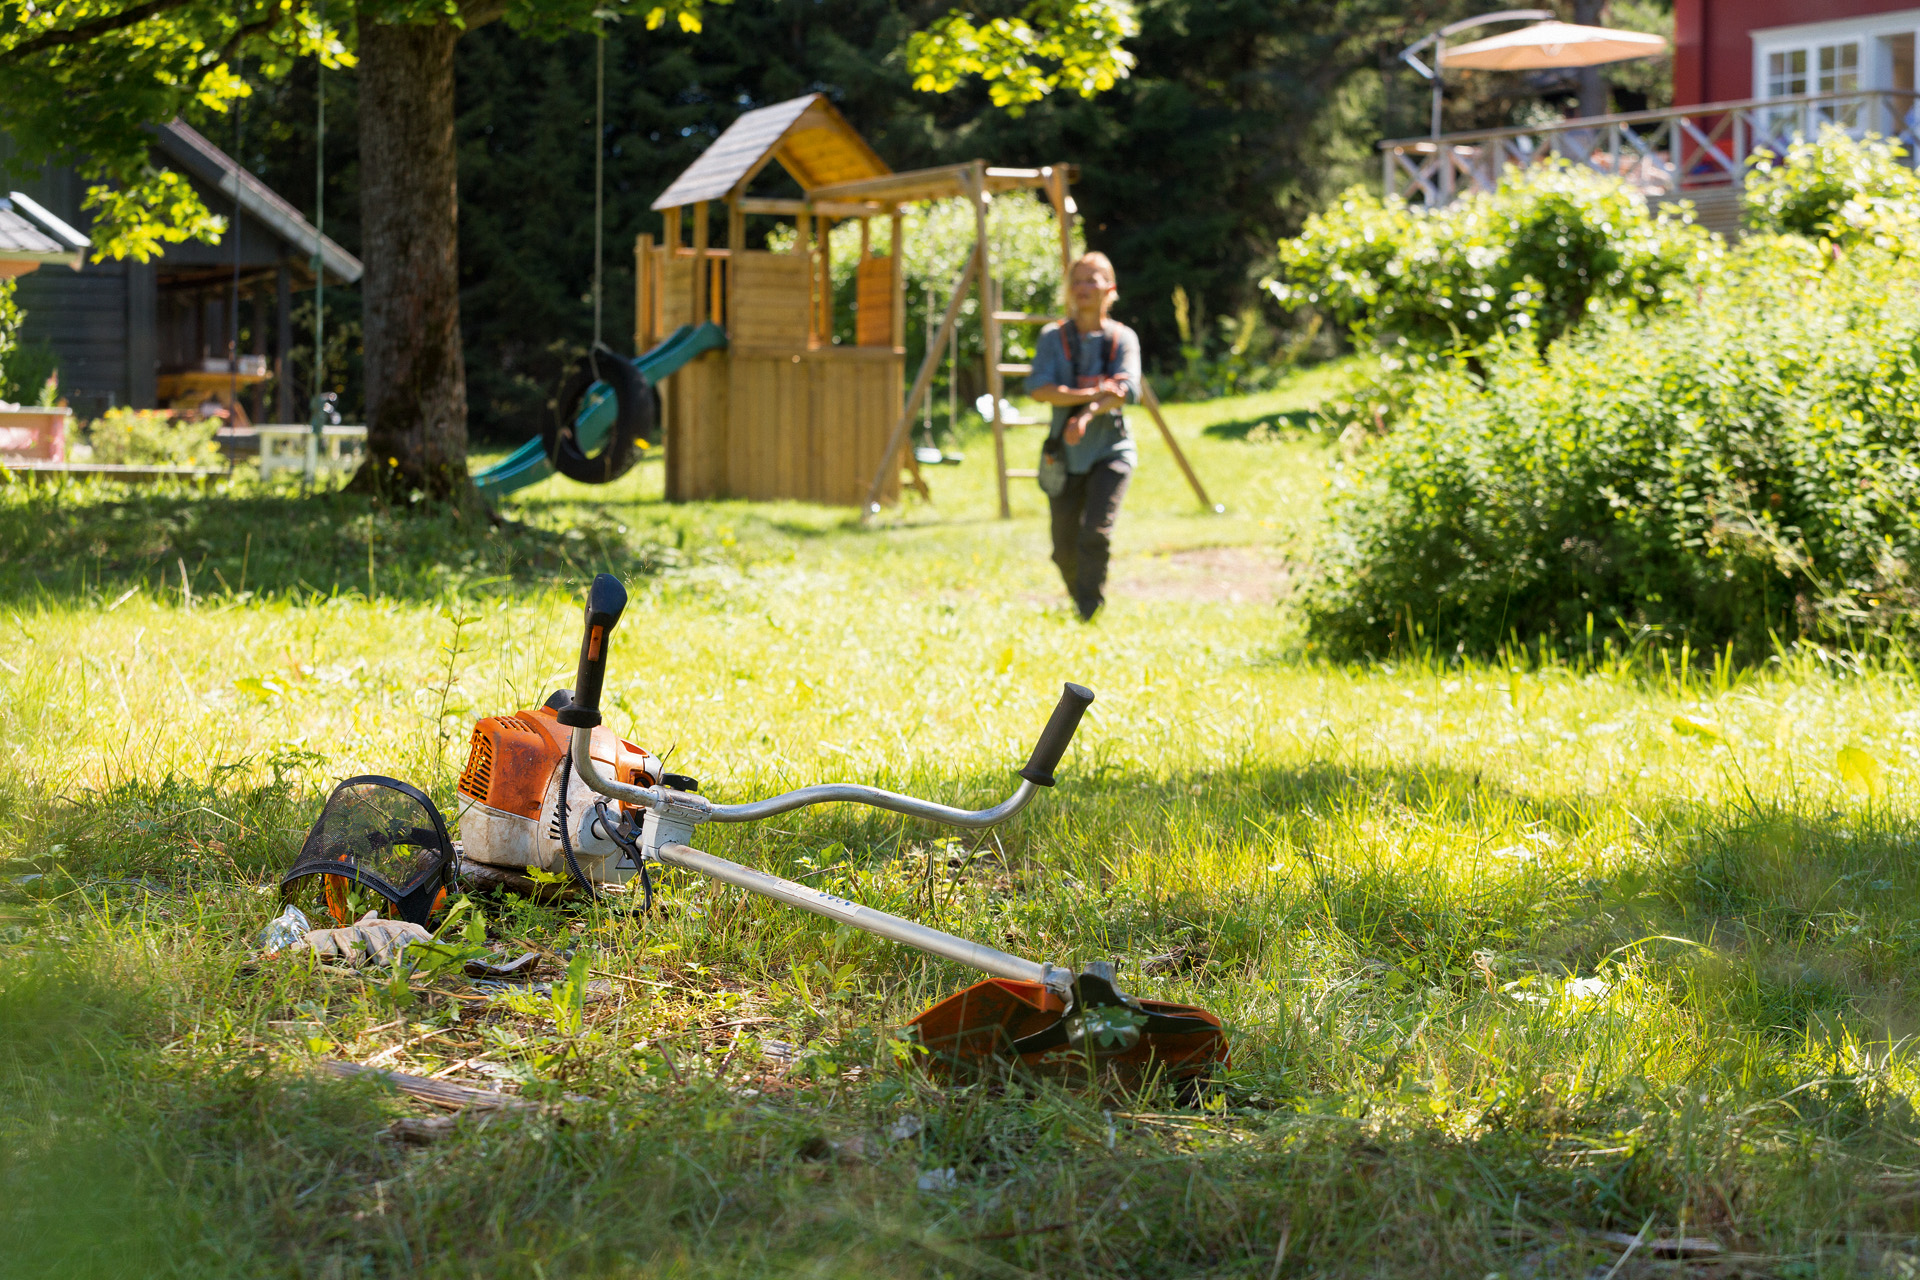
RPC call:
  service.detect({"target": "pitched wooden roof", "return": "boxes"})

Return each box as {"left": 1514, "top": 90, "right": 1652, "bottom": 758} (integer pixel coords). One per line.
{"left": 0, "top": 191, "right": 87, "bottom": 268}
{"left": 651, "top": 94, "right": 890, "bottom": 211}
{"left": 154, "top": 121, "right": 362, "bottom": 285}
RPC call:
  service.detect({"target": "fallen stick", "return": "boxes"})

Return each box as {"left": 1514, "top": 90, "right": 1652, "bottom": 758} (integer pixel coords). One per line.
{"left": 321, "top": 1059, "right": 535, "bottom": 1111}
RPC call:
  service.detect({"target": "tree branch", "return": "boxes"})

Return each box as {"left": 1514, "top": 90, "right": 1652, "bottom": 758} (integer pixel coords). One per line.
{"left": 456, "top": 0, "right": 508, "bottom": 30}
{"left": 0, "top": 0, "right": 200, "bottom": 65}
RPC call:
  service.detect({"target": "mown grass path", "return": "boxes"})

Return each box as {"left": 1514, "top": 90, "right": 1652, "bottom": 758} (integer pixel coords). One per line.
{"left": 5, "top": 368, "right": 1920, "bottom": 1277}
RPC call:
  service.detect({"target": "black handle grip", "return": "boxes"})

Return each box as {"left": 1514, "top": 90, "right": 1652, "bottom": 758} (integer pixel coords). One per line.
{"left": 1018, "top": 682, "right": 1095, "bottom": 787}
{"left": 557, "top": 574, "right": 628, "bottom": 728}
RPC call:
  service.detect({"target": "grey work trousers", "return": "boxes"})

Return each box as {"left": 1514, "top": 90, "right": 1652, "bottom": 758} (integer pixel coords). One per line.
{"left": 1048, "top": 461, "right": 1132, "bottom": 619}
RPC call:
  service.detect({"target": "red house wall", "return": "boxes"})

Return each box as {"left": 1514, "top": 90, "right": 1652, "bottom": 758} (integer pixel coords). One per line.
{"left": 1675, "top": 0, "right": 1920, "bottom": 105}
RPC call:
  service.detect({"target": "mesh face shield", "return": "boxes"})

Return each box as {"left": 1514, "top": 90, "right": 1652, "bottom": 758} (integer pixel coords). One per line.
{"left": 281, "top": 776, "right": 456, "bottom": 927}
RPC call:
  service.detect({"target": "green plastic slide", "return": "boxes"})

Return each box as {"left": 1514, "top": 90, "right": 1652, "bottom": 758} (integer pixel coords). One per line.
{"left": 472, "top": 322, "right": 728, "bottom": 502}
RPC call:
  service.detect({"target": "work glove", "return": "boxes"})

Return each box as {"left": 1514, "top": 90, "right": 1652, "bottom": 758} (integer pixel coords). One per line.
{"left": 288, "top": 911, "right": 431, "bottom": 967}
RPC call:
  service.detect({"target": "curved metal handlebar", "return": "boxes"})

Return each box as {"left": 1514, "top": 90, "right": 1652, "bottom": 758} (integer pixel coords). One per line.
{"left": 567, "top": 728, "right": 1039, "bottom": 830}
{"left": 707, "top": 779, "right": 1040, "bottom": 827}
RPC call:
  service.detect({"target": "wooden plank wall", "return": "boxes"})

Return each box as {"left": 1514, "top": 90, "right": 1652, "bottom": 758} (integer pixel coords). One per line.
{"left": 729, "top": 252, "right": 810, "bottom": 348}
{"left": 655, "top": 244, "right": 902, "bottom": 507}
{"left": 662, "top": 350, "right": 729, "bottom": 502}
{"left": 854, "top": 257, "right": 893, "bottom": 347}
{"left": 722, "top": 348, "right": 900, "bottom": 505}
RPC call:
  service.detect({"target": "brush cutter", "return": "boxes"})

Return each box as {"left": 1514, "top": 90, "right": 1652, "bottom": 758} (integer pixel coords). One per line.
{"left": 285, "top": 573, "right": 1227, "bottom": 1081}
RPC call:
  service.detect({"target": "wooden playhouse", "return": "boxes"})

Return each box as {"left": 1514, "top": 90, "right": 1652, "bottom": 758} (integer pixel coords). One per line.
{"left": 636, "top": 93, "right": 1215, "bottom": 516}
{"left": 634, "top": 94, "right": 1074, "bottom": 512}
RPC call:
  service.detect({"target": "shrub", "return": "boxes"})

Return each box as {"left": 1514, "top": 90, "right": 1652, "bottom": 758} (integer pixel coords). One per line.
{"left": 1301, "top": 236, "right": 1920, "bottom": 658}
{"left": 1272, "top": 163, "right": 1717, "bottom": 362}
{"left": 86, "top": 409, "right": 222, "bottom": 467}
{"left": 1744, "top": 127, "right": 1920, "bottom": 248}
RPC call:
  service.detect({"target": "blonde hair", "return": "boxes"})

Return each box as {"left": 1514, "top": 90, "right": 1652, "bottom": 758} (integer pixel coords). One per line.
{"left": 1071, "top": 251, "right": 1118, "bottom": 290}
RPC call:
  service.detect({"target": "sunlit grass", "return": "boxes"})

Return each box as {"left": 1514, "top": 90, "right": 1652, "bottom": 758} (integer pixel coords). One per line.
{"left": 5, "top": 357, "right": 1920, "bottom": 1276}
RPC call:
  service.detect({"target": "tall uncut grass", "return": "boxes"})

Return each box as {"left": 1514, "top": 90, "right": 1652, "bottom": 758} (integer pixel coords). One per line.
{"left": 5, "top": 372, "right": 1920, "bottom": 1277}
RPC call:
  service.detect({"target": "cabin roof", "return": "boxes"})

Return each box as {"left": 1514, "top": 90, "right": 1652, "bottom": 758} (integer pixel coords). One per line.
{"left": 153, "top": 120, "right": 363, "bottom": 285}
{"left": 651, "top": 94, "right": 890, "bottom": 211}
{"left": 0, "top": 190, "right": 88, "bottom": 267}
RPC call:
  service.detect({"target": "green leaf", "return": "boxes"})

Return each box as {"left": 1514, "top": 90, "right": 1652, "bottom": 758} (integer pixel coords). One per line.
{"left": 1837, "top": 746, "right": 1885, "bottom": 800}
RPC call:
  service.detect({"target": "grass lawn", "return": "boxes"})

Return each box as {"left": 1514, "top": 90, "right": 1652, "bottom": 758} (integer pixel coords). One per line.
{"left": 6, "top": 364, "right": 1920, "bottom": 1277}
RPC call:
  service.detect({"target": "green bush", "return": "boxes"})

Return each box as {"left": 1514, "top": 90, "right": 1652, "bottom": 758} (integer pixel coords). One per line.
{"left": 0, "top": 279, "right": 19, "bottom": 401}
{"left": 86, "top": 409, "right": 222, "bottom": 467}
{"left": 1744, "top": 127, "right": 1920, "bottom": 247}
{"left": 1272, "top": 164, "right": 1717, "bottom": 361}
{"left": 1301, "top": 234, "right": 1920, "bottom": 657}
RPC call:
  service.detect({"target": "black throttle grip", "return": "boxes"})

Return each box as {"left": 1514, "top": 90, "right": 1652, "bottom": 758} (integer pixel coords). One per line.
{"left": 1018, "top": 682, "right": 1095, "bottom": 787}
{"left": 557, "top": 574, "right": 628, "bottom": 728}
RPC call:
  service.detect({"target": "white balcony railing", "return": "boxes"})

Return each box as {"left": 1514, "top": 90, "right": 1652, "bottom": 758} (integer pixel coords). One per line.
{"left": 1381, "top": 90, "right": 1920, "bottom": 206}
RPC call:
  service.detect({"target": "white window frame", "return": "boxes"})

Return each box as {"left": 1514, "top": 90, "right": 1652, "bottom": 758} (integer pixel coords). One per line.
{"left": 1753, "top": 9, "right": 1920, "bottom": 141}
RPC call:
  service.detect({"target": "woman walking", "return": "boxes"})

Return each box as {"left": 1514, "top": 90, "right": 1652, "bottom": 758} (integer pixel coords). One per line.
{"left": 1026, "top": 252, "right": 1142, "bottom": 621}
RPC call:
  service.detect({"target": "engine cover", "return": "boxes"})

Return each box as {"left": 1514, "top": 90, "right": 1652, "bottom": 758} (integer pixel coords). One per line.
{"left": 455, "top": 701, "right": 660, "bottom": 882}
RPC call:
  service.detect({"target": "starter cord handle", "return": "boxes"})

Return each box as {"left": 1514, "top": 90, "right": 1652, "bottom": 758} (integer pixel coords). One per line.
{"left": 559, "top": 573, "right": 627, "bottom": 728}
{"left": 1019, "top": 682, "right": 1095, "bottom": 787}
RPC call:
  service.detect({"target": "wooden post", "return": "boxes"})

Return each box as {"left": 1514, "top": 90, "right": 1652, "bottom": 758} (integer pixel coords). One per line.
{"left": 889, "top": 209, "right": 905, "bottom": 351}
{"left": 727, "top": 198, "right": 745, "bottom": 255}
{"left": 859, "top": 251, "right": 981, "bottom": 519}
{"left": 858, "top": 216, "right": 871, "bottom": 262}
{"left": 635, "top": 233, "right": 655, "bottom": 350}
{"left": 1043, "top": 165, "right": 1076, "bottom": 311}
{"left": 663, "top": 205, "right": 681, "bottom": 249}
{"left": 691, "top": 201, "right": 710, "bottom": 327}
{"left": 970, "top": 161, "right": 1009, "bottom": 520}
{"left": 817, "top": 215, "right": 833, "bottom": 343}
{"left": 1139, "top": 377, "right": 1222, "bottom": 513}
{"left": 725, "top": 198, "right": 744, "bottom": 335}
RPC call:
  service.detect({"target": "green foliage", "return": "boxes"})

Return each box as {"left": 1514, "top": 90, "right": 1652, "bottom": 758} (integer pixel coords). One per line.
{"left": 907, "top": 0, "right": 1138, "bottom": 113}
{"left": 84, "top": 409, "right": 223, "bottom": 467}
{"left": 1301, "top": 234, "right": 1920, "bottom": 657}
{"left": 1274, "top": 164, "right": 1717, "bottom": 361}
{"left": 0, "top": 0, "right": 347, "bottom": 259}
{"left": 1744, "top": 127, "right": 1920, "bottom": 248}
{"left": 0, "top": 279, "right": 17, "bottom": 394}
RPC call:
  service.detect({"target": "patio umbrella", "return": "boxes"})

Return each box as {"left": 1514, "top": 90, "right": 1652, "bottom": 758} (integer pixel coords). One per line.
{"left": 1440, "top": 20, "right": 1667, "bottom": 71}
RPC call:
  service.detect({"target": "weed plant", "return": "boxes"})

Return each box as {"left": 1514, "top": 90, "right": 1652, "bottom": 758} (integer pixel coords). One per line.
{"left": 4, "top": 377, "right": 1920, "bottom": 1277}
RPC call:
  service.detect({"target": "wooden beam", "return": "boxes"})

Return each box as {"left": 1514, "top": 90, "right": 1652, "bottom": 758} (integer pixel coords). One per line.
{"left": 859, "top": 250, "right": 980, "bottom": 519}
{"left": 889, "top": 210, "right": 905, "bottom": 351}
{"left": 663, "top": 205, "right": 681, "bottom": 248}
{"left": 1139, "top": 377, "right": 1221, "bottom": 513}
{"left": 1043, "top": 165, "right": 1076, "bottom": 313}
{"left": 691, "top": 201, "right": 709, "bottom": 327}
{"left": 635, "top": 233, "right": 655, "bottom": 350}
{"left": 972, "top": 161, "right": 1010, "bottom": 521}
{"left": 806, "top": 162, "right": 1063, "bottom": 207}
{"left": 816, "top": 214, "right": 832, "bottom": 344}
{"left": 737, "top": 197, "right": 890, "bottom": 218}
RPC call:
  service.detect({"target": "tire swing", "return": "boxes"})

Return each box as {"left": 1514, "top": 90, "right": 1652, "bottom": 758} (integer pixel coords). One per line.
{"left": 543, "top": 352, "right": 656, "bottom": 484}
{"left": 537, "top": 28, "right": 656, "bottom": 489}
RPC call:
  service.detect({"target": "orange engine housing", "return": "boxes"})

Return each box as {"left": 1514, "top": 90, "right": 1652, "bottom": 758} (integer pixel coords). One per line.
{"left": 455, "top": 702, "right": 659, "bottom": 878}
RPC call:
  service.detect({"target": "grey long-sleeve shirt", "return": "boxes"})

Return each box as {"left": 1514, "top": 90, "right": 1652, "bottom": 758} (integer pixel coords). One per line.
{"left": 1025, "top": 319, "right": 1142, "bottom": 474}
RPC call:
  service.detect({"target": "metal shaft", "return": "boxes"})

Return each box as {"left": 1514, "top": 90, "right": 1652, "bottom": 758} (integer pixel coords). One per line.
{"left": 655, "top": 842, "right": 1068, "bottom": 993}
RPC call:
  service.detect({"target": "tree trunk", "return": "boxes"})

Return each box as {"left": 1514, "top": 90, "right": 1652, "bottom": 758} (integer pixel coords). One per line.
{"left": 352, "top": 19, "right": 473, "bottom": 504}
{"left": 1573, "top": 0, "right": 1609, "bottom": 118}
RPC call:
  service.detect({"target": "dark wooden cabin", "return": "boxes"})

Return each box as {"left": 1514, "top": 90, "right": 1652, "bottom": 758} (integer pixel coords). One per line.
{"left": 0, "top": 120, "right": 360, "bottom": 422}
